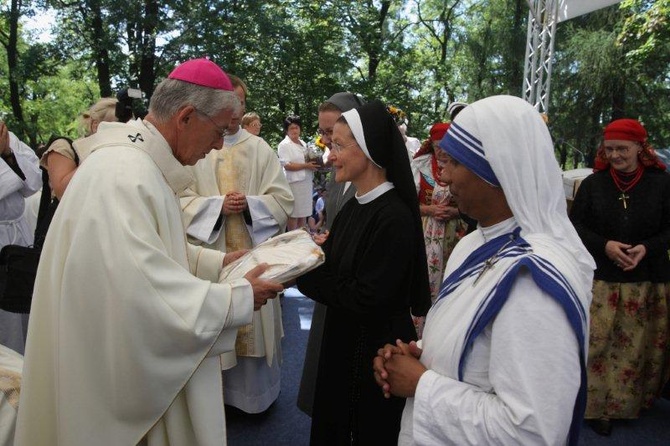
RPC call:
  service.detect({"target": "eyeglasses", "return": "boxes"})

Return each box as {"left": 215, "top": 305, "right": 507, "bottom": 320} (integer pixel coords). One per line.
{"left": 604, "top": 145, "right": 633, "bottom": 155}
{"left": 317, "top": 128, "right": 333, "bottom": 137}
{"left": 195, "top": 109, "right": 228, "bottom": 139}
{"left": 331, "top": 140, "right": 358, "bottom": 153}
{"left": 250, "top": 122, "right": 262, "bottom": 128}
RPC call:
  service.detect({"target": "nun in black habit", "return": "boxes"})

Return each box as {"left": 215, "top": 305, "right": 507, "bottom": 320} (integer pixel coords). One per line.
{"left": 296, "top": 100, "right": 431, "bottom": 445}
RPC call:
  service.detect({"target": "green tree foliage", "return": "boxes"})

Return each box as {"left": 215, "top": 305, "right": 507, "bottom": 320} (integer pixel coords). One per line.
{"left": 550, "top": 0, "right": 670, "bottom": 168}
{"left": 1, "top": 0, "right": 668, "bottom": 162}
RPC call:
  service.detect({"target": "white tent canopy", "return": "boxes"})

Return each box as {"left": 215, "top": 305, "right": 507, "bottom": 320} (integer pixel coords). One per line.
{"left": 556, "top": 0, "right": 625, "bottom": 23}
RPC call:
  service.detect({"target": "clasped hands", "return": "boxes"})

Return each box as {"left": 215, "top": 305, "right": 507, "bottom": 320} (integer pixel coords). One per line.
{"left": 605, "top": 240, "right": 646, "bottom": 271}
{"left": 372, "top": 339, "right": 427, "bottom": 399}
{"left": 428, "top": 203, "right": 459, "bottom": 222}
{"left": 222, "top": 191, "right": 248, "bottom": 215}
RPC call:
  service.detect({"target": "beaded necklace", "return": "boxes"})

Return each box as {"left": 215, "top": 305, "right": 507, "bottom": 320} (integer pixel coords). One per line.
{"left": 610, "top": 165, "right": 644, "bottom": 209}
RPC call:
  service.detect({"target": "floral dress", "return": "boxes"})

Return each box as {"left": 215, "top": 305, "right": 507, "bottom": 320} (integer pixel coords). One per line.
{"left": 422, "top": 182, "right": 464, "bottom": 302}
{"left": 412, "top": 153, "right": 465, "bottom": 303}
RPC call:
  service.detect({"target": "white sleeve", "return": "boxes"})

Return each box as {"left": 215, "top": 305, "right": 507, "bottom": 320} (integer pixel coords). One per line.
{"left": 185, "top": 195, "right": 225, "bottom": 244}
{"left": 0, "top": 132, "right": 41, "bottom": 200}
{"left": 412, "top": 271, "right": 580, "bottom": 445}
{"left": 277, "top": 141, "right": 291, "bottom": 167}
{"left": 245, "top": 195, "right": 281, "bottom": 245}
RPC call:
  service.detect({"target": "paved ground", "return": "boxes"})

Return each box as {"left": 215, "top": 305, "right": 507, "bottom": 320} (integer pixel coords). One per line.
{"left": 226, "top": 288, "right": 670, "bottom": 445}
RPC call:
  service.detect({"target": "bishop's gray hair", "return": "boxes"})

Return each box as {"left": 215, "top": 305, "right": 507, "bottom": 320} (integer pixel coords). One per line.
{"left": 148, "top": 78, "right": 240, "bottom": 122}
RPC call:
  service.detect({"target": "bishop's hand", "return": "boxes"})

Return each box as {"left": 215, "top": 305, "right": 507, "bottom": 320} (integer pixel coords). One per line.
{"left": 244, "top": 263, "right": 284, "bottom": 310}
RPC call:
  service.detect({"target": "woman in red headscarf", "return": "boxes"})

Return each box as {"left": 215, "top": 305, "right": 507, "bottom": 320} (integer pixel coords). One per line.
{"left": 570, "top": 118, "right": 670, "bottom": 436}
{"left": 411, "top": 123, "right": 465, "bottom": 308}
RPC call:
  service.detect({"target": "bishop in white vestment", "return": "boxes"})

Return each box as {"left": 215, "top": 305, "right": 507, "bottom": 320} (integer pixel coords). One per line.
{"left": 15, "top": 59, "right": 283, "bottom": 446}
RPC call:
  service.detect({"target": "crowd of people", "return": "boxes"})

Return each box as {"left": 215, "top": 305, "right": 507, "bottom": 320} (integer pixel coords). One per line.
{"left": 0, "top": 57, "right": 668, "bottom": 446}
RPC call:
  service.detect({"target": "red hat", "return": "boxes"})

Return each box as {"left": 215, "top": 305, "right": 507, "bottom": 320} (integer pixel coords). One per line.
{"left": 429, "top": 122, "right": 450, "bottom": 141}
{"left": 603, "top": 118, "right": 647, "bottom": 143}
{"left": 168, "top": 58, "right": 233, "bottom": 91}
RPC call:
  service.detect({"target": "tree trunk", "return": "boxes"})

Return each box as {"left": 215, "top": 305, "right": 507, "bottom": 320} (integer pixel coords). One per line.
{"left": 509, "top": 0, "right": 525, "bottom": 90}
{"left": 367, "top": 1, "right": 390, "bottom": 80}
{"left": 90, "top": 0, "right": 112, "bottom": 97}
{"left": 7, "top": 0, "right": 24, "bottom": 132}
{"left": 610, "top": 78, "right": 626, "bottom": 121}
{"left": 139, "top": 0, "right": 158, "bottom": 99}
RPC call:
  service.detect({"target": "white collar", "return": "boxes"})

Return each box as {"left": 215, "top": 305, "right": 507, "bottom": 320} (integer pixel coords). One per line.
{"left": 224, "top": 127, "right": 242, "bottom": 146}
{"left": 355, "top": 181, "right": 394, "bottom": 204}
{"left": 479, "top": 217, "right": 518, "bottom": 242}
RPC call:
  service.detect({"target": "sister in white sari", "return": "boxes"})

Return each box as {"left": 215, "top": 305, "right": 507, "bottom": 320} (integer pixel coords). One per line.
{"left": 374, "top": 95, "right": 595, "bottom": 446}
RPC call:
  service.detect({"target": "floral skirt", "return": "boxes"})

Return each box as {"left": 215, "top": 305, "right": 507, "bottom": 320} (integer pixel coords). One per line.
{"left": 423, "top": 215, "right": 464, "bottom": 303}
{"left": 585, "top": 280, "right": 670, "bottom": 419}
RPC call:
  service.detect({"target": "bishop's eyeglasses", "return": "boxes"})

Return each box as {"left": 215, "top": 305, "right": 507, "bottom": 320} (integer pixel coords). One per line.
{"left": 195, "top": 109, "right": 229, "bottom": 139}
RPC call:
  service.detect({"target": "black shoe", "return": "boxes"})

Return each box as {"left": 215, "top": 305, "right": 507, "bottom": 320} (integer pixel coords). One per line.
{"left": 588, "top": 418, "right": 612, "bottom": 436}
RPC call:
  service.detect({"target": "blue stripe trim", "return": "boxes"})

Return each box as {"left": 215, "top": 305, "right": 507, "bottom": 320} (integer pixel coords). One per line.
{"left": 439, "top": 122, "right": 500, "bottom": 187}
{"left": 457, "top": 248, "right": 587, "bottom": 446}
{"left": 436, "top": 228, "right": 524, "bottom": 303}
{"left": 449, "top": 122, "right": 485, "bottom": 157}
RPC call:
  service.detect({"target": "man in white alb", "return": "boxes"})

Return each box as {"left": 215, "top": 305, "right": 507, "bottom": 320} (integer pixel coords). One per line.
{"left": 180, "top": 74, "right": 293, "bottom": 414}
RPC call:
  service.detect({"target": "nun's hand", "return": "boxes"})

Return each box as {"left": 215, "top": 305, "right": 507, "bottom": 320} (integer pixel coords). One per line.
{"left": 373, "top": 340, "right": 424, "bottom": 398}
{"left": 312, "top": 230, "right": 329, "bottom": 246}
{"left": 384, "top": 349, "right": 427, "bottom": 398}
{"left": 373, "top": 342, "right": 403, "bottom": 399}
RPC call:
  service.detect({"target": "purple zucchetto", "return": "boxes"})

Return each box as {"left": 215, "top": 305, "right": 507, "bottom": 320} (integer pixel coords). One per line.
{"left": 168, "top": 58, "right": 233, "bottom": 91}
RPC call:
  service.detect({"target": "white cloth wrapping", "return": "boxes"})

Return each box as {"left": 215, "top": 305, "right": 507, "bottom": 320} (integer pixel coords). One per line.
{"left": 399, "top": 96, "right": 595, "bottom": 445}
{"left": 220, "top": 229, "right": 325, "bottom": 284}
{"left": 0, "top": 344, "right": 22, "bottom": 446}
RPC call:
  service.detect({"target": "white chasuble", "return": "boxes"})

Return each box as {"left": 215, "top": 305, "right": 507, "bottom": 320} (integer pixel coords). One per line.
{"left": 15, "top": 120, "right": 254, "bottom": 446}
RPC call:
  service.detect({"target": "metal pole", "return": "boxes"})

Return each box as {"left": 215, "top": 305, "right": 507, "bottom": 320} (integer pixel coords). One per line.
{"left": 522, "top": 0, "right": 559, "bottom": 114}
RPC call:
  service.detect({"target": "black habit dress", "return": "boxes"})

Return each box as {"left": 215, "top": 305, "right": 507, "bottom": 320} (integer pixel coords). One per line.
{"left": 297, "top": 187, "right": 419, "bottom": 445}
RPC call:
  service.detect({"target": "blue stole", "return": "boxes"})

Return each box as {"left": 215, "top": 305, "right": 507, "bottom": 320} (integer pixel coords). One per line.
{"left": 436, "top": 228, "right": 587, "bottom": 446}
